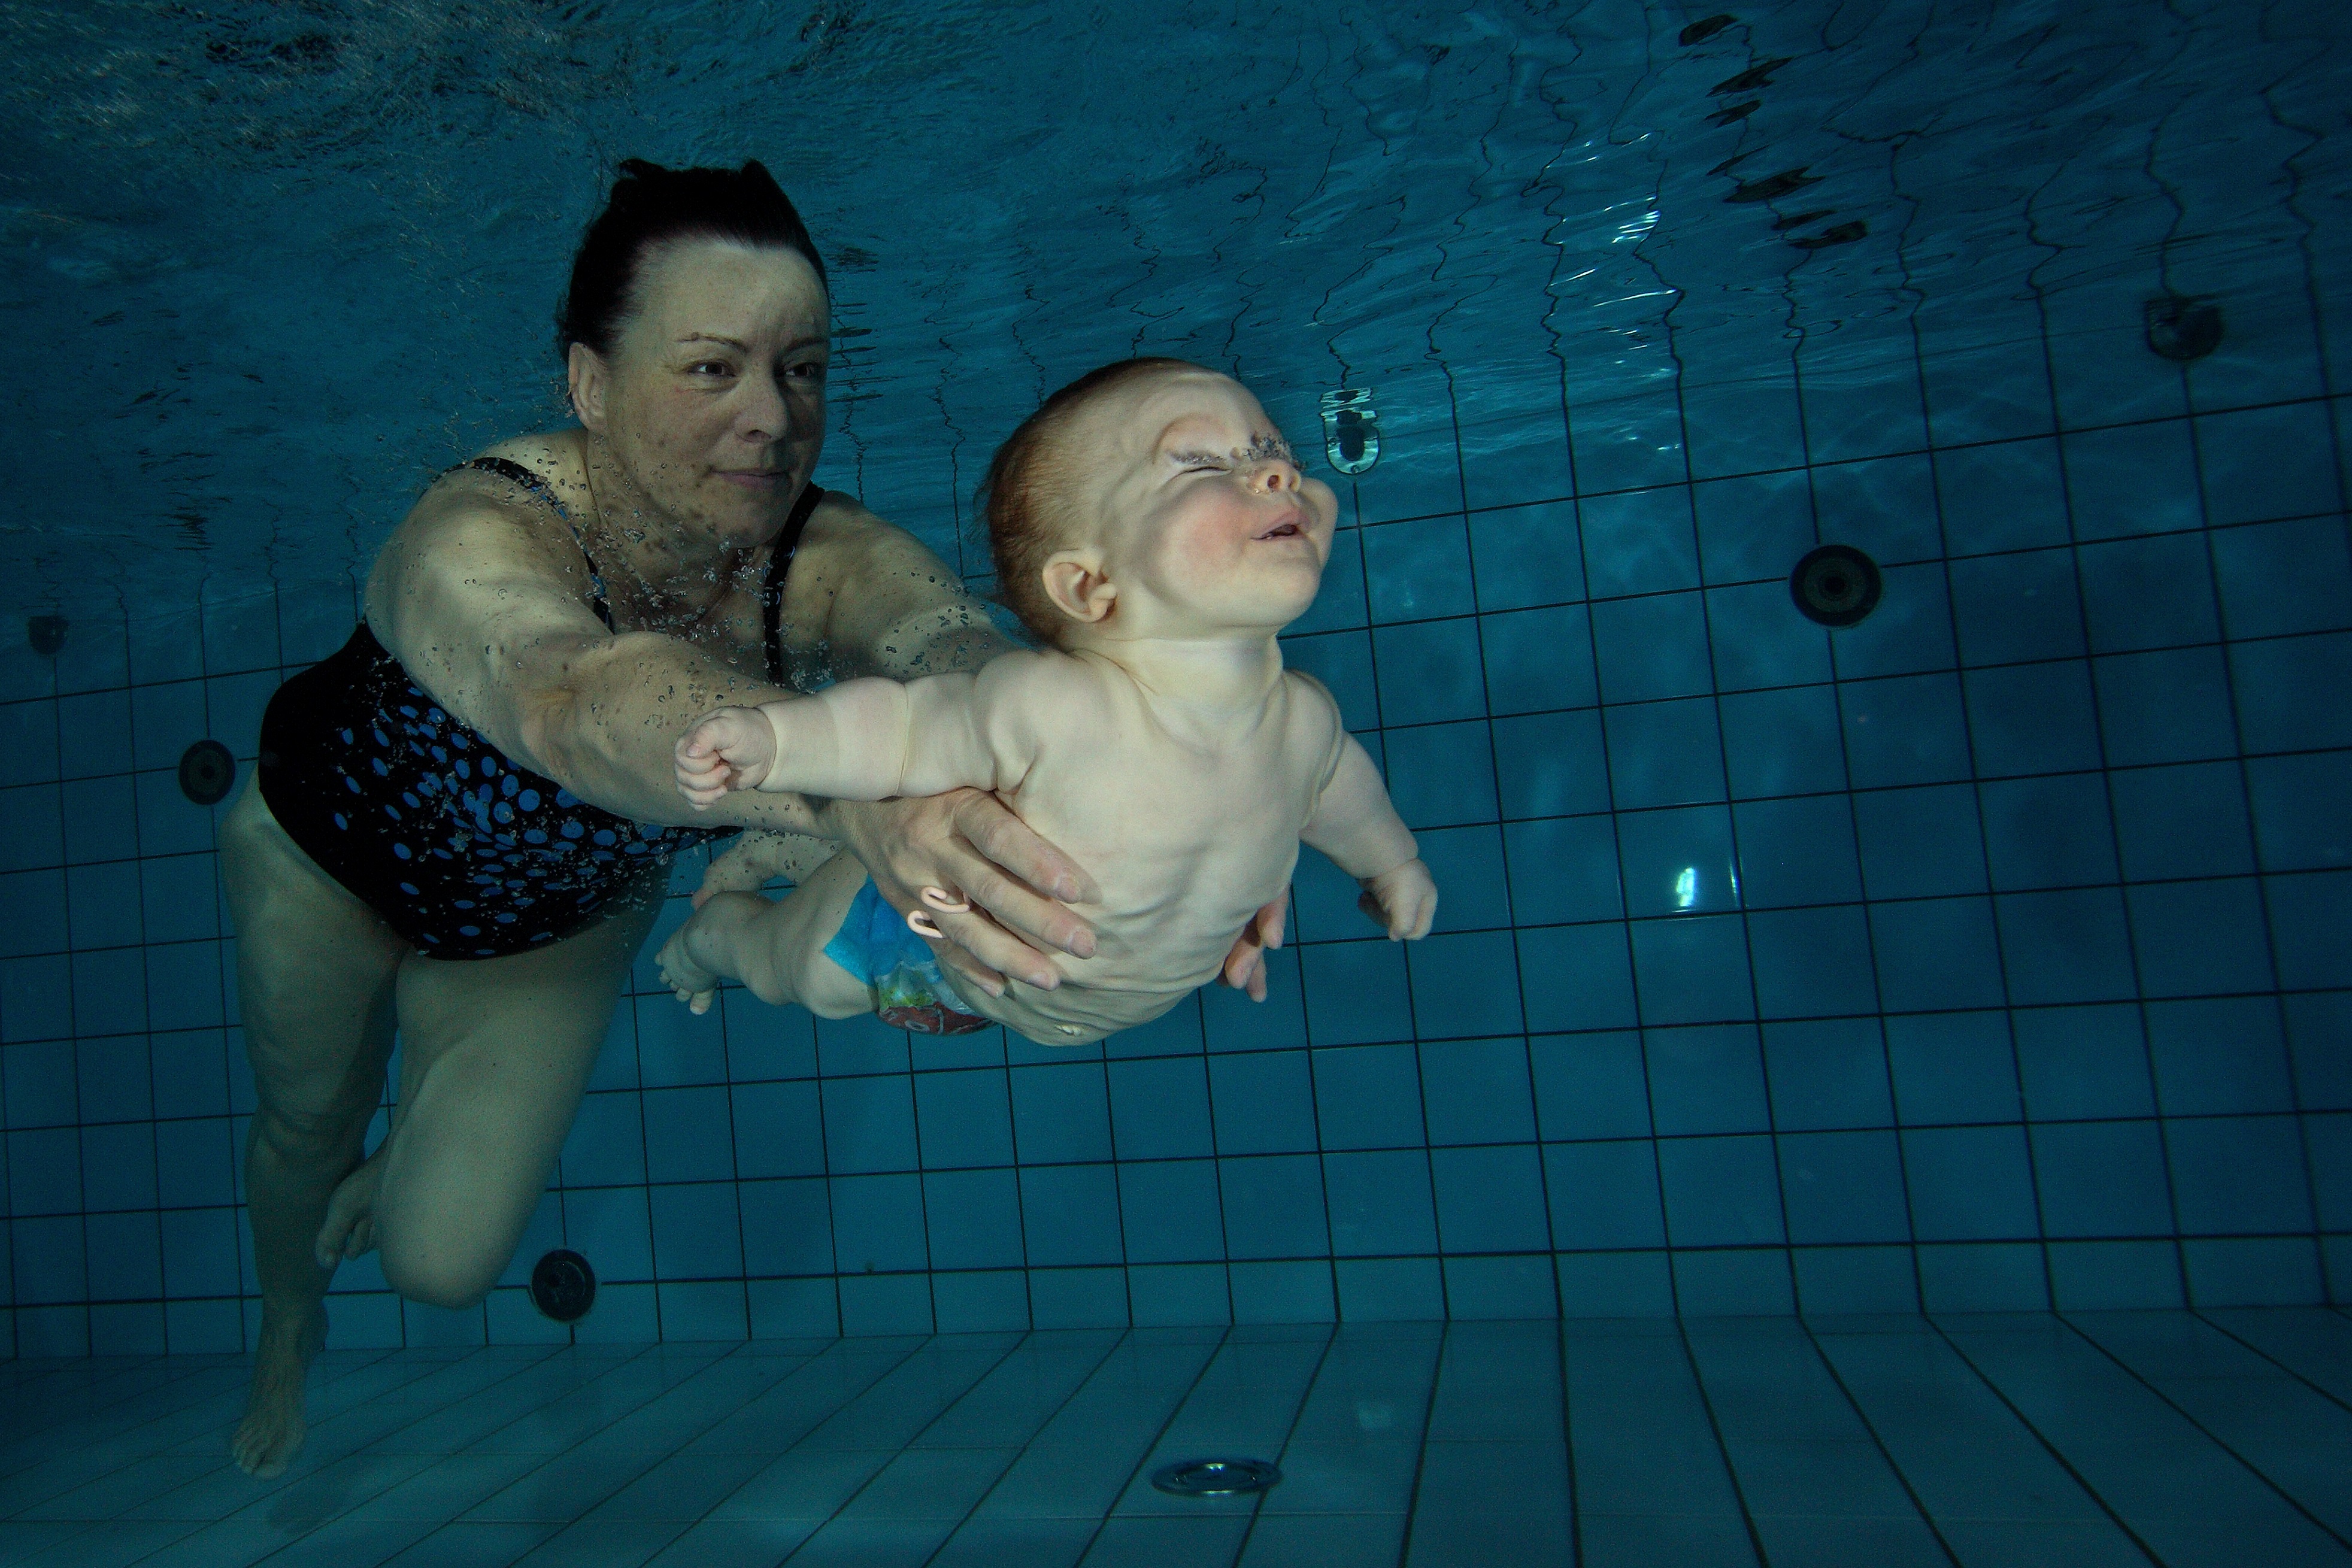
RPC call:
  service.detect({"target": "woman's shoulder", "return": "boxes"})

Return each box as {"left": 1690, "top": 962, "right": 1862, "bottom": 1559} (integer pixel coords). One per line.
{"left": 798, "top": 486, "right": 917, "bottom": 558}
{"left": 792, "top": 488, "right": 965, "bottom": 590}
{"left": 428, "top": 430, "right": 590, "bottom": 515}
{"left": 371, "top": 432, "right": 592, "bottom": 604}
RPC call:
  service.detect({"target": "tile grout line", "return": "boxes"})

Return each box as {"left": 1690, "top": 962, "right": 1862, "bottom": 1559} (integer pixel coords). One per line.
{"left": 2187, "top": 1307, "right": 2352, "bottom": 1416}
{"left": 1921, "top": 1315, "right": 2166, "bottom": 1565}
{"left": 913, "top": 1329, "right": 1128, "bottom": 1567}
{"left": 2056, "top": 1309, "right": 2352, "bottom": 1551}
{"left": 1792, "top": 1319, "right": 1960, "bottom": 1565}
{"left": 1227, "top": 1322, "right": 1339, "bottom": 1566}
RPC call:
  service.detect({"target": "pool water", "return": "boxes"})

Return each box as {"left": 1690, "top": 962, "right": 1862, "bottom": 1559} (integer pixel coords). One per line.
{"left": 0, "top": 0, "right": 2348, "bottom": 1561}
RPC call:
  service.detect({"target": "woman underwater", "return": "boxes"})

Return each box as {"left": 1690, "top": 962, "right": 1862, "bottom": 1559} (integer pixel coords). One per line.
{"left": 221, "top": 159, "right": 1286, "bottom": 1477}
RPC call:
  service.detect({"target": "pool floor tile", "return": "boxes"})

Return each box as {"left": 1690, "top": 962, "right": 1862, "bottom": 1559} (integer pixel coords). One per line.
{"left": 4, "top": 1312, "right": 2348, "bottom": 1565}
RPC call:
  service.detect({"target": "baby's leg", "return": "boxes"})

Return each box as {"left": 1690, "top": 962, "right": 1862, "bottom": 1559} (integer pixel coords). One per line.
{"left": 657, "top": 852, "right": 874, "bottom": 1018}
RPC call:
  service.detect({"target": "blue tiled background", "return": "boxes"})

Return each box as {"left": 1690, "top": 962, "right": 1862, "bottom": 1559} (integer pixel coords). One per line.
{"left": 4, "top": 256, "right": 2345, "bottom": 1354}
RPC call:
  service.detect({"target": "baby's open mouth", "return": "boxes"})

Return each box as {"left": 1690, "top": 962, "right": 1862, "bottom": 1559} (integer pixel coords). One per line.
{"left": 1255, "top": 521, "right": 1303, "bottom": 540}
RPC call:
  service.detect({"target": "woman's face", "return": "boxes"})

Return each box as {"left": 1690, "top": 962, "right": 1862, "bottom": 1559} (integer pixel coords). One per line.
{"left": 570, "top": 236, "right": 829, "bottom": 553}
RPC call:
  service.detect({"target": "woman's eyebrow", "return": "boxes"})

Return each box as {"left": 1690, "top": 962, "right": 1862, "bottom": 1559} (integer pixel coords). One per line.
{"left": 674, "top": 332, "right": 829, "bottom": 353}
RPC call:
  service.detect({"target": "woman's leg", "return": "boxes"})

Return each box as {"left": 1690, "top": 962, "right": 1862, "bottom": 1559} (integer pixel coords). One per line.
{"left": 357, "top": 869, "right": 666, "bottom": 1311}
{"left": 218, "top": 775, "right": 409, "bottom": 1478}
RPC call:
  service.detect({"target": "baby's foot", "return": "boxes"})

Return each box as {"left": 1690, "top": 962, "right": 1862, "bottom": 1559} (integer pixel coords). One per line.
{"left": 231, "top": 1302, "right": 326, "bottom": 1479}
{"left": 657, "top": 925, "right": 720, "bottom": 1014}
{"left": 313, "top": 1143, "right": 388, "bottom": 1270}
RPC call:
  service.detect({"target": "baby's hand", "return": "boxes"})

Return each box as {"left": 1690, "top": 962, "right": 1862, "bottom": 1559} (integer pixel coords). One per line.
{"left": 1358, "top": 859, "right": 1437, "bottom": 941}
{"left": 675, "top": 707, "right": 778, "bottom": 807}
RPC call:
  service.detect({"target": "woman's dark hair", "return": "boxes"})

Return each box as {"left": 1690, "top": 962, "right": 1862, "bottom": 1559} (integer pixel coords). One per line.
{"left": 556, "top": 158, "right": 828, "bottom": 362}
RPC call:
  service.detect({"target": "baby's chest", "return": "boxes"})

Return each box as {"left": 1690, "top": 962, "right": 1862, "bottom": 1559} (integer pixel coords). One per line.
{"left": 1023, "top": 736, "right": 1314, "bottom": 878}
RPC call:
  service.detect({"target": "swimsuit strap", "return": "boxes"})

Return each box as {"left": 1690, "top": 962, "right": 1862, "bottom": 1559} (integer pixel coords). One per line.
{"left": 447, "top": 457, "right": 824, "bottom": 671}
{"left": 455, "top": 456, "right": 569, "bottom": 517}
{"left": 448, "top": 456, "right": 614, "bottom": 629}
{"left": 763, "top": 482, "right": 825, "bottom": 686}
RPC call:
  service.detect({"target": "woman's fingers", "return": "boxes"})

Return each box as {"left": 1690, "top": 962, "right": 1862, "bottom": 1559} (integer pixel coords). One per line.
{"left": 826, "top": 793, "right": 1094, "bottom": 994}
{"left": 922, "top": 903, "right": 1049, "bottom": 996}
{"left": 883, "top": 793, "right": 1098, "bottom": 959}
{"left": 950, "top": 848, "right": 1098, "bottom": 962}
{"left": 1253, "top": 890, "right": 1288, "bottom": 950}
{"left": 954, "top": 792, "right": 1100, "bottom": 906}
{"left": 1215, "top": 888, "right": 1287, "bottom": 999}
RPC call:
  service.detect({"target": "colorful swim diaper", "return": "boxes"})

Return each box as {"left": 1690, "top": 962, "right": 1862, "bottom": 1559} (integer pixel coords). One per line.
{"left": 822, "top": 876, "right": 992, "bottom": 1036}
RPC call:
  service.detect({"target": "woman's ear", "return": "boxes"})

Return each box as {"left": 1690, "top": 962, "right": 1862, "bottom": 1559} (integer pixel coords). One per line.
{"left": 1041, "top": 550, "right": 1116, "bottom": 624}
{"left": 568, "top": 342, "right": 610, "bottom": 433}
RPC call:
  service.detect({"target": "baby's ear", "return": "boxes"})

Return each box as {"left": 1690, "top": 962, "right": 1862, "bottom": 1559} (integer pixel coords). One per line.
{"left": 1041, "top": 550, "right": 1116, "bottom": 624}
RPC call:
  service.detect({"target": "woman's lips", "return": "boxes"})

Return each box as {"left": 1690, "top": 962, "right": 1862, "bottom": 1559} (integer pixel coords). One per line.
{"left": 718, "top": 468, "right": 789, "bottom": 490}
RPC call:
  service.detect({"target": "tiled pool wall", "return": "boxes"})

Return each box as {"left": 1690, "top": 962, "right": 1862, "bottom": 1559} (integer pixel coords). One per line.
{"left": 1, "top": 257, "right": 2348, "bottom": 1357}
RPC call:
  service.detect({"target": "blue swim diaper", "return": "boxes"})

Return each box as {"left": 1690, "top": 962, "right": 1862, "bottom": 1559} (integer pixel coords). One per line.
{"left": 822, "top": 876, "right": 989, "bottom": 1035}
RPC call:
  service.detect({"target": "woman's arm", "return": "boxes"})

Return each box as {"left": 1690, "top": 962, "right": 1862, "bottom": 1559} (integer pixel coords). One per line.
{"left": 795, "top": 505, "right": 1018, "bottom": 680}
{"left": 373, "top": 483, "right": 1099, "bottom": 993}
{"left": 369, "top": 495, "right": 823, "bottom": 834}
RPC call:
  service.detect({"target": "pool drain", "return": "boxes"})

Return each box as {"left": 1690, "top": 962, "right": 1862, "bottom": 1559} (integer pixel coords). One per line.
{"left": 2145, "top": 295, "right": 2223, "bottom": 362}
{"left": 1151, "top": 1457, "right": 1283, "bottom": 1497}
{"left": 1789, "top": 544, "right": 1883, "bottom": 627}
{"left": 531, "top": 1249, "right": 597, "bottom": 1323}
{"left": 179, "top": 740, "right": 237, "bottom": 805}
{"left": 1320, "top": 389, "right": 1380, "bottom": 475}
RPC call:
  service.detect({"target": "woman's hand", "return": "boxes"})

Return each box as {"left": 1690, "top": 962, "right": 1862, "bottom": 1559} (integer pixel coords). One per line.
{"left": 1217, "top": 890, "right": 1289, "bottom": 1003}
{"left": 821, "top": 791, "right": 1099, "bottom": 998}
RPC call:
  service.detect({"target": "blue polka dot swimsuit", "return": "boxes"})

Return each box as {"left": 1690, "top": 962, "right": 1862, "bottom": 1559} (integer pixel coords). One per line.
{"left": 257, "top": 459, "right": 823, "bottom": 959}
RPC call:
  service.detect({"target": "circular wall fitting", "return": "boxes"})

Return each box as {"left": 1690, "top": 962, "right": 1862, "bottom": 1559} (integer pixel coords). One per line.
{"left": 1789, "top": 544, "right": 1883, "bottom": 628}
{"left": 531, "top": 1249, "right": 598, "bottom": 1323}
{"left": 2145, "top": 295, "right": 2224, "bottom": 362}
{"left": 178, "top": 740, "right": 237, "bottom": 805}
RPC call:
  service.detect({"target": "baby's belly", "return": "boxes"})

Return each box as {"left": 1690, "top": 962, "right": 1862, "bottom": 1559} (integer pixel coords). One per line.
{"left": 960, "top": 976, "right": 1193, "bottom": 1048}
{"left": 950, "top": 853, "right": 1292, "bottom": 1048}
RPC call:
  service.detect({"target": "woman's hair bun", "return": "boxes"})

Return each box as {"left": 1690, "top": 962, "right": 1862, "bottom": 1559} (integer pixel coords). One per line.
{"left": 556, "top": 159, "right": 827, "bottom": 362}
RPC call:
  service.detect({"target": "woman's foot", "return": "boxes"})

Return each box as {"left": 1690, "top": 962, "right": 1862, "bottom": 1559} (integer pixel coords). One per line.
{"left": 231, "top": 1303, "right": 326, "bottom": 1479}
{"left": 313, "top": 1144, "right": 388, "bottom": 1270}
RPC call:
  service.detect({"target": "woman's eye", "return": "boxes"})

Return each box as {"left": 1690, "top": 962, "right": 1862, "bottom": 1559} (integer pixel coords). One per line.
{"left": 687, "top": 361, "right": 732, "bottom": 377}
{"left": 785, "top": 362, "right": 827, "bottom": 381}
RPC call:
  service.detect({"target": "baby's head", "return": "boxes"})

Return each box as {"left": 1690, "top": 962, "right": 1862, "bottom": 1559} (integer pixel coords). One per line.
{"left": 984, "top": 358, "right": 1338, "bottom": 648}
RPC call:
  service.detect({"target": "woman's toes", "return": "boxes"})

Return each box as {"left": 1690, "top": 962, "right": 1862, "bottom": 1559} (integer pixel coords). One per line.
{"left": 313, "top": 1150, "right": 387, "bottom": 1269}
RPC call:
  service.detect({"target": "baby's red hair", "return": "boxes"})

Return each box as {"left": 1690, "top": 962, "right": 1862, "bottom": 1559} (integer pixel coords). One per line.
{"left": 981, "top": 356, "right": 1199, "bottom": 645}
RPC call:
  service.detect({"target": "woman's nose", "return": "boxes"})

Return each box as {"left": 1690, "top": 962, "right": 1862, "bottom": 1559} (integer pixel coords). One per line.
{"left": 736, "top": 369, "right": 790, "bottom": 441}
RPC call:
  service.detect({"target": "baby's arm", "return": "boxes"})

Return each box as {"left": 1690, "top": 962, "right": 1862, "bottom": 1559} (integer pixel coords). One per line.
{"left": 675, "top": 658, "right": 1050, "bottom": 806}
{"left": 1299, "top": 723, "right": 1438, "bottom": 942}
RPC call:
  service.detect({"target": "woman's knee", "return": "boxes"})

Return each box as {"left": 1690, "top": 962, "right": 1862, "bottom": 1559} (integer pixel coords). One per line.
{"left": 377, "top": 1228, "right": 504, "bottom": 1311}
{"left": 248, "top": 1099, "right": 374, "bottom": 1167}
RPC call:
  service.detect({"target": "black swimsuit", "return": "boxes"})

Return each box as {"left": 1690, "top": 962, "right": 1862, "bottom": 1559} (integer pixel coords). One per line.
{"left": 257, "top": 459, "right": 823, "bottom": 959}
